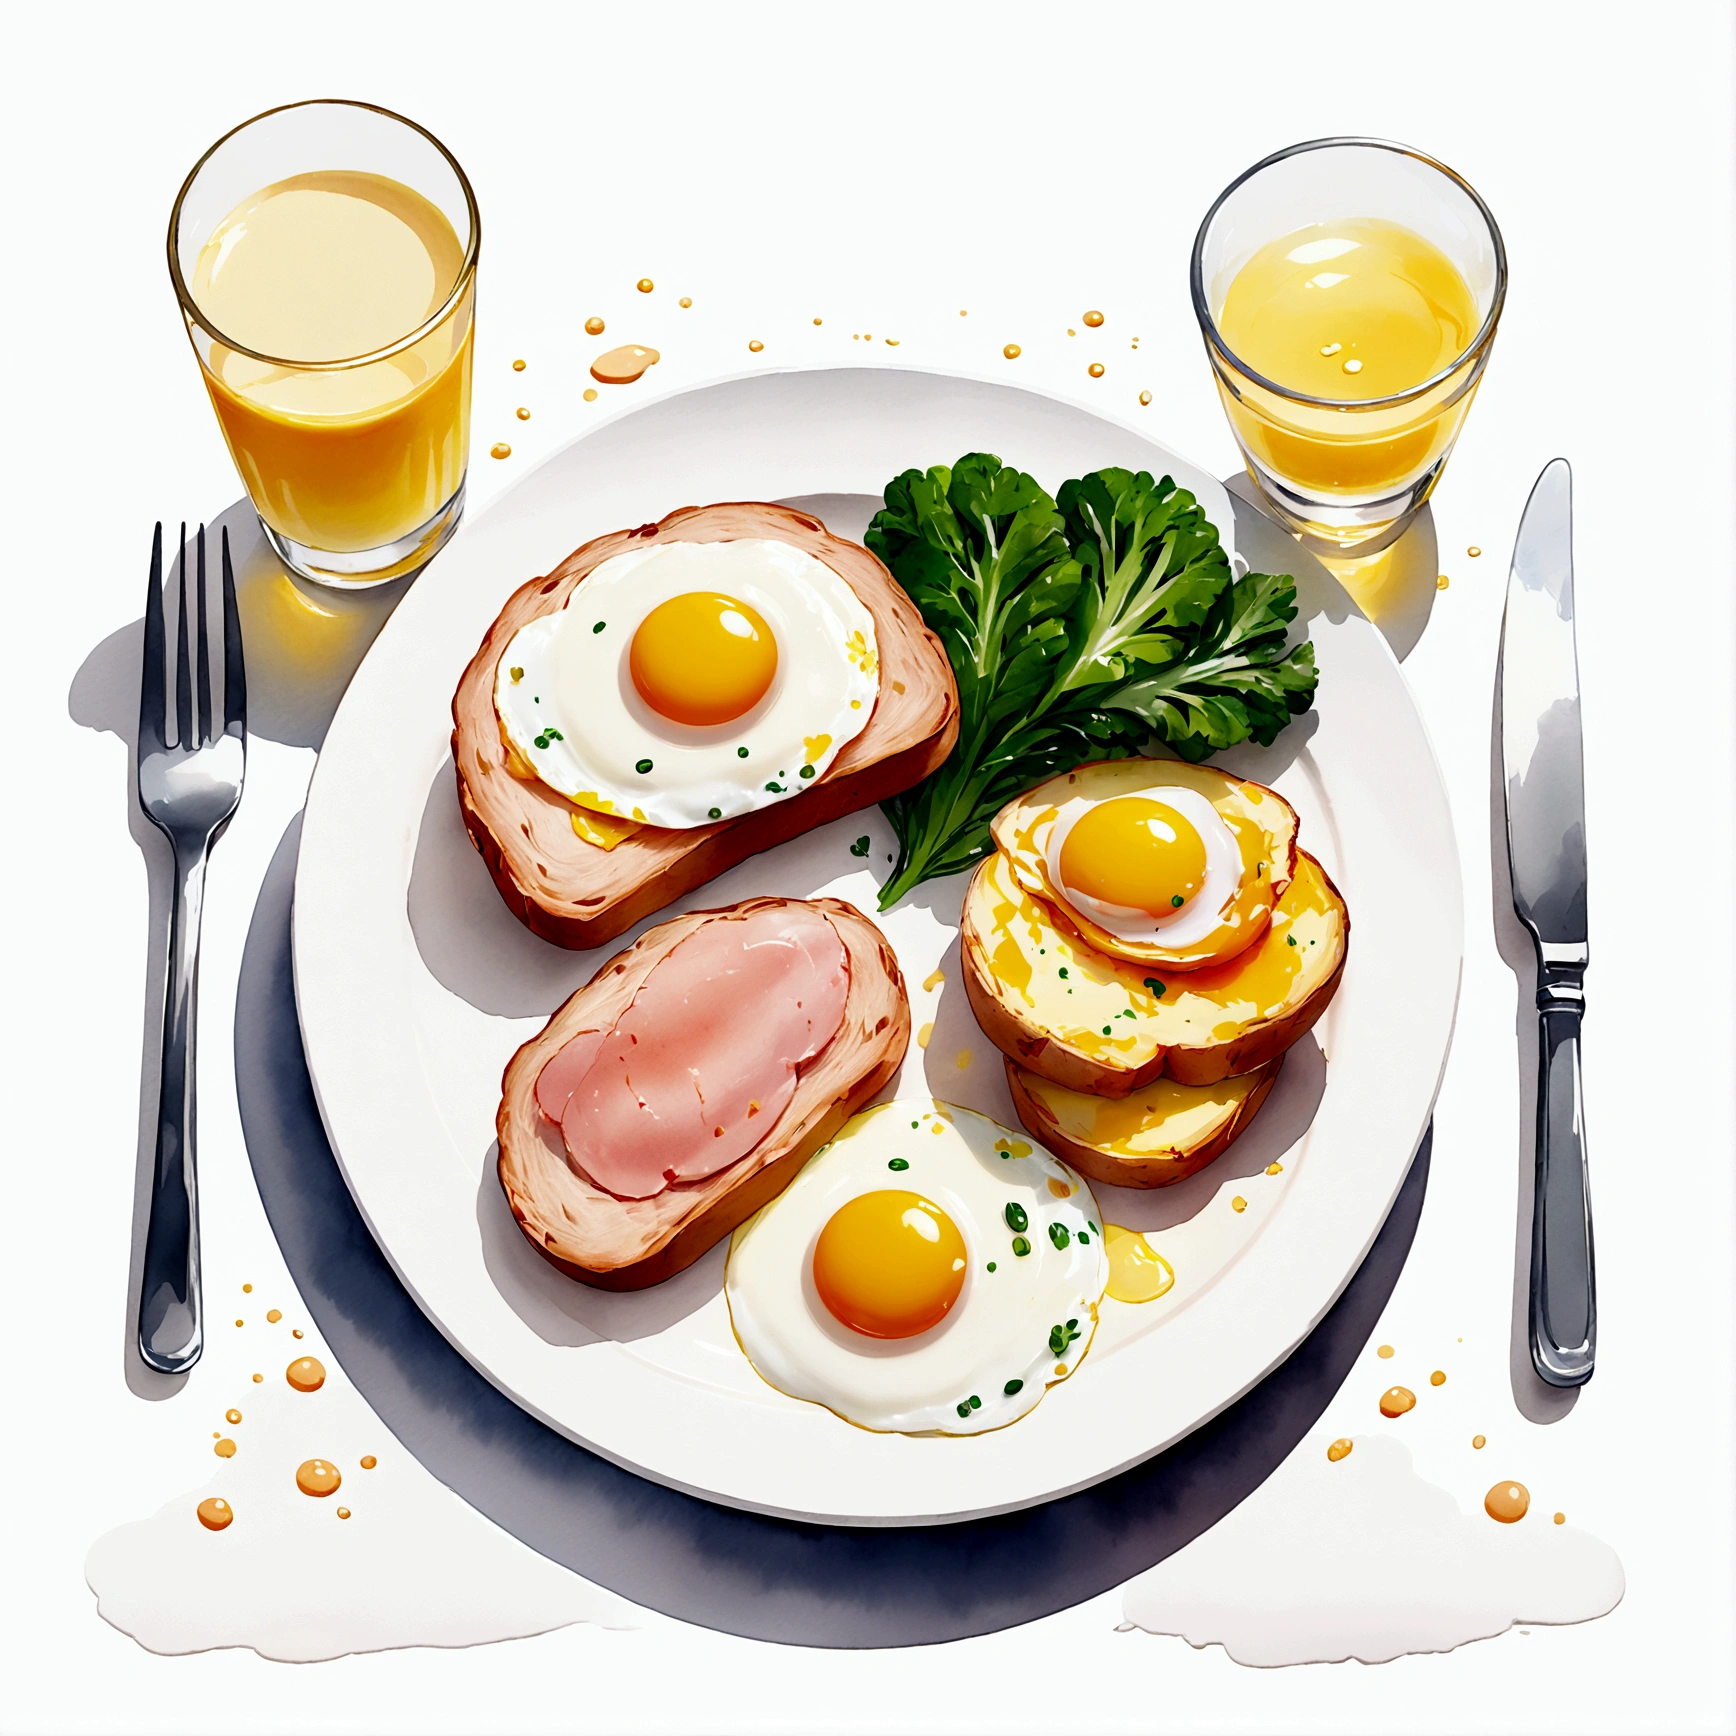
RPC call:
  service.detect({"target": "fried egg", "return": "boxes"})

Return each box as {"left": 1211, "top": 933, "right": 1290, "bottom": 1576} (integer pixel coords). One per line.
{"left": 992, "top": 760, "right": 1298, "bottom": 971}
{"left": 725, "top": 1101, "right": 1108, "bottom": 1435}
{"left": 496, "top": 539, "right": 879, "bottom": 829}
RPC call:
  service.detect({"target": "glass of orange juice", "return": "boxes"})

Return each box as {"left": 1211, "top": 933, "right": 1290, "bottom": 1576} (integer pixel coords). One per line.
{"left": 169, "top": 100, "right": 479, "bottom": 587}
{"left": 1192, "top": 138, "right": 1505, "bottom": 556}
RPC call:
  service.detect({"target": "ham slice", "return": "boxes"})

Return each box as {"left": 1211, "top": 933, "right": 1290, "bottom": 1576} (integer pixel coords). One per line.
{"left": 534, "top": 905, "right": 850, "bottom": 1200}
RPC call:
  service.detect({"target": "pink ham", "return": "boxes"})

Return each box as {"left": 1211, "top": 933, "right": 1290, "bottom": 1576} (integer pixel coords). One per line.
{"left": 535, "top": 905, "right": 850, "bottom": 1201}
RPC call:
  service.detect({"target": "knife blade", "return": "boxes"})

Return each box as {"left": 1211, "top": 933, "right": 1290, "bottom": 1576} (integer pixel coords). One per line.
{"left": 1500, "top": 457, "right": 1595, "bottom": 1387}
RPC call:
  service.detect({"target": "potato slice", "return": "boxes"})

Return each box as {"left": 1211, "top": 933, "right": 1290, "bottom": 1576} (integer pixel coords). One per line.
{"left": 990, "top": 758, "right": 1300, "bottom": 971}
{"left": 962, "top": 846, "right": 1347, "bottom": 1096}
{"left": 1008, "top": 1055, "right": 1283, "bottom": 1188}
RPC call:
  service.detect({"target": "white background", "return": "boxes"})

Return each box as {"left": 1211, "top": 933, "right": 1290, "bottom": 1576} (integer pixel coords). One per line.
{"left": 4, "top": 3, "right": 1733, "bottom": 1732}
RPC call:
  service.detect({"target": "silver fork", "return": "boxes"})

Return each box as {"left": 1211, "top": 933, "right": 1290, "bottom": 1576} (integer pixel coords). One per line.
{"left": 136, "top": 523, "right": 246, "bottom": 1373}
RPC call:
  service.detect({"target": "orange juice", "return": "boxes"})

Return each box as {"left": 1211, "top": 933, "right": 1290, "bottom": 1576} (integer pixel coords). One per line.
{"left": 190, "top": 171, "right": 472, "bottom": 554}
{"left": 1214, "top": 219, "right": 1480, "bottom": 498}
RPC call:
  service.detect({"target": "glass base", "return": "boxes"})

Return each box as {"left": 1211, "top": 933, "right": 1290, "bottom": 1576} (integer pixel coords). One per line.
{"left": 258, "top": 480, "right": 466, "bottom": 589}
{"left": 1238, "top": 452, "right": 1448, "bottom": 560}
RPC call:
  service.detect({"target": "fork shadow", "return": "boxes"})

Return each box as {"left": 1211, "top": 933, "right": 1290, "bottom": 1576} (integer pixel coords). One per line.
{"left": 236, "top": 808, "right": 1433, "bottom": 1647}
{"left": 66, "top": 500, "right": 414, "bottom": 1400}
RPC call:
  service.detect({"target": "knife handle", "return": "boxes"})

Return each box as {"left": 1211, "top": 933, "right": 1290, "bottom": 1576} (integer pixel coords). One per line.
{"left": 1529, "top": 957, "right": 1596, "bottom": 1387}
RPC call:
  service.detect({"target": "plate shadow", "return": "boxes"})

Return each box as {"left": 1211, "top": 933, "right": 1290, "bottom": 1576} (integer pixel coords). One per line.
{"left": 239, "top": 811, "right": 1432, "bottom": 1647}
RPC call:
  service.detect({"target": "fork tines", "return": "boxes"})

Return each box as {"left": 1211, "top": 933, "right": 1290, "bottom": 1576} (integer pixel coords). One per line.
{"left": 139, "top": 522, "right": 246, "bottom": 752}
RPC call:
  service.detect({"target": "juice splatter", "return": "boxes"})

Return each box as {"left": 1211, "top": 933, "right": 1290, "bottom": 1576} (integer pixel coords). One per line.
{"left": 636, "top": 278, "right": 654, "bottom": 293}
{"left": 1003, "top": 344, "right": 1021, "bottom": 359}
{"left": 584, "top": 388, "right": 598, "bottom": 402}
{"left": 336, "top": 1507, "right": 352, "bottom": 1519}
{"left": 214, "top": 1438, "right": 237, "bottom": 1458}
{"left": 1379, "top": 1386, "right": 1416, "bottom": 1417}
{"left": 296, "top": 1460, "right": 342, "bottom": 1498}
{"left": 748, "top": 340, "right": 764, "bottom": 352}
{"left": 490, "top": 443, "right": 512, "bottom": 460}
{"left": 1437, "top": 574, "right": 1451, "bottom": 590}
{"left": 1083, "top": 310, "right": 1104, "bottom": 327}
{"left": 1467, "top": 545, "right": 1482, "bottom": 557}
{"left": 1138, "top": 391, "right": 1152, "bottom": 406}
{"left": 1377, "top": 1344, "right": 1395, "bottom": 1358}
{"left": 360, "top": 1455, "right": 378, "bottom": 1470}
{"left": 590, "top": 345, "right": 660, "bottom": 385}
{"left": 225, "top": 1409, "right": 242, "bottom": 1425}
{"left": 512, "top": 358, "right": 526, "bottom": 371}
{"left": 1087, "top": 363, "right": 1105, "bottom": 378}
{"left": 265, "top": 1310, "right": 281, "bottom": 1324}
{"left": 1430, "top": 1370, "right": 1447, "bottom": 1386}
{"left": 1327, "top": 1438, "right": 1353, "bottom": 1462}
{"left": 241, "top": 1283, "right": 252, "bottom": 1293}
{"left": 1103, "top": 1225, "right": 1175, "bottom": 1303}
{"left": 1485, "top": 1481, "right": 1530, "bottom": 1523}
{"left": 679, "top": 297, "right": 692, "bottom": 308}
{"left": 287, "top": 1357, "right": 327, "bottom": 1393}
{"left": 196, "top": 1498, "right": 233, "bottom": 1531}
{"left": 922, "top": 968, "right": 945, "bottom": 991}
{"left": 1266, "top": 1161, "right": 1283, "bottom": 1175}
{"left": 1231, "top": 1196, "right": 1247, "bottom": 1213}
{"left": 1472, "top": 1434, "right": 1487, "bottom": 1449}
{"left": 516, "top": 407, "right": 530, "bottom": 420}
{"left": 584, "top": 316, "right": 605, "bottom": 335}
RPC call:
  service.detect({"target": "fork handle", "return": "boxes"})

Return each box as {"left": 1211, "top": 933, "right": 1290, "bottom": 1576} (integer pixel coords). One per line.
{"left": 1528, "top": 959, "right": 1596, "bottom": 1387}
{"left": 138, "top": 844, "right": 209, "bottom": 1373}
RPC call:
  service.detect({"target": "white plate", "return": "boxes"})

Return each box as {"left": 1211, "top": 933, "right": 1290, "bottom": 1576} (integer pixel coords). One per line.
{"left": 293, "top": 366, "right": 1461, "bottom": 1526}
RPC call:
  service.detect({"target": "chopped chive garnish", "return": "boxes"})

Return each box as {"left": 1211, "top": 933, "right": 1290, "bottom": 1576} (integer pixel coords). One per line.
{"left": 1057, "top": 966, "right": 1069, "bottom": 979}
{"left": 1078, "top": 1231, "right": 1090, "bottom": 1244}
{"left": 850, "top": 835, "right": 871, "bottom": 857}
{"left": 799, "top": 764, "right": 815, "bottom": 779}
{"left": 986, "top": 1262, "right": 996, "bottom": 1272}
{"left": 592, "top": 621, "right": 606, "bottom": 633}
{"left": 737, "top": 746, "right": 749, "bottom": 758}
{"left": 1101, "top": 1025, "right": 1112, "bottom": 1036}
{"left": 1088, "top": 1220, "right": 1099, "bottom": 1233}
{"left": 1004, "top": 1202, "right": 1028, "bottom": 1233}
{"left": 887, "top": 1157, "right": 909, "bottom": 1171}
{"left": 1004, "top": 1378, "right": 1023, "bottom": 1395}
{"left": 1171, "top": 894, "right": 1184, "bottom": 908}
{"left": 1048, "top": 1320, "right": 1082, "bottom": 1356}
{"left": 635, "top": 758, "right": 653, "bottom": 774}
{"left": 534, "top": 735, "right": 550, "bottom": 749}
{"left": 1144, "top": 977, "right": 1166, "bottom": 998}
{"left": 956, "top": 1401, "right": 971, "bottom": 1418}
{"left": 1012, "top": 1235, "right": 1031, "bottom": 1257}
{"left": 968, "top": 1394, "right": 981, "bottom": 1410}
{"left": 708, "top": 807, "right": 722, "bottom": 819}
{"left": 764, "top": 781, "right": 785, "bottom": 793}
{"left": 1048, "top": 1222, "right": 1070, "bottom": 1250}
{"left": 1287, "top": 934, "right": 1297, "bottom": 947}
{"left": 543, "top": 728, "right": 563, "bottom": 741}
{"left": 911, "top": 1120, "right": 919, "bottom": 1128}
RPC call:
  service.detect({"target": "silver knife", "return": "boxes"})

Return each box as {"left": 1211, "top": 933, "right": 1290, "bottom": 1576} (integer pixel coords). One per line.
{"left": 1500, "top": 457, "right": 1594, "bottom": 1387}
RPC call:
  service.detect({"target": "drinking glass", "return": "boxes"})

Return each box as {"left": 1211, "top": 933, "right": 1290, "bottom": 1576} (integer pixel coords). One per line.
{"left": 1192, "top": 137, "right": 1505, "bottom": 555}
{"left": 169, "top": 100, "right": 480, "bottom": 588}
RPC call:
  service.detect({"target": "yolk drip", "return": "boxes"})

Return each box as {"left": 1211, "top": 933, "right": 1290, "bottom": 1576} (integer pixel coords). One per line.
{"left": 629, "top": 591, "right": 777, "bottom": 726}
{"left": 812, "top": 1190, "right": 967, "bottom": 1339}
{"left": 1103, "top": 1224, "right": 1175, "bottom": 1302}
{"left": 1058, "top": 797, "right": 1207, "bottom": 916}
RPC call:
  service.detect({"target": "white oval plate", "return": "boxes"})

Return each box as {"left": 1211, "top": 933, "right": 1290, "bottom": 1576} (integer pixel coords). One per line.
{"left": 294, "top": 366, "right": 1460, "bottom": 1526}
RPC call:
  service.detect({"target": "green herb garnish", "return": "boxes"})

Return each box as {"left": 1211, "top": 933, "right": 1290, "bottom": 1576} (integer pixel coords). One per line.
{"left": 850, "top": 835, "right": 871, "bottom": 857}
{"left": 1012, "top": 1234, "right": 1031, "bottom": 1257}
{"left": 987, "top": 1262, "right": 997, "bottom": 1272}
{"left": 1144, "top": 977, "right": 1166, "bottom": 998}
{"left": 1048, "top": 1222, "right": 1070, "bottom": 1250}
{"left": 708, "top": 807, "right": 722, "bottom": 819}
{"left": 592, "top": 621, "right": 606, "bottom": 633}
{"left": 1004, "top": 1378, "right": 1024, "bottom": 1395}
{"left": 956, "top": 1401, "right": 971, "bottom": 1418}
{"left": 635, "top": 758, "right": 653, "bottom": 774}
{"left": 1004, "top": 1202, "right": 1028, "bottom": 1233}
{"left": 737, "top": 746, "right": 750, "bottom": 758}
{"left": 1171, "top": 895, "right": 1184, "bottom": 907}
{"left": 799, "top": 764, "right": 815, "bottom": 779}
{"left": 1048, "top": 1318, "right": 1082, "bottom": 1357}
{"left": 867, "top": 454, "right": 1316, "bottom": 905}
{"left": 888, "top": 1157, "right": 909, "bottom": 1171}
{"left": 765, "top": 781, "right": 786, "bottom": 793}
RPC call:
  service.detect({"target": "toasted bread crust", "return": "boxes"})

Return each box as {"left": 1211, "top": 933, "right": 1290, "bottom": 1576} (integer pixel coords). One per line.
{"left": 961, "top": 851, "right": 1349, "bottom": 1095}
{"left": 1006, "top": 1055, "right": 1282, "bottom": 1188}
{"left": 497, "top": 897, "right": 909, "bottom": 1290}
{"left": 453, "top": 502, "right": 959, "bottom": 949}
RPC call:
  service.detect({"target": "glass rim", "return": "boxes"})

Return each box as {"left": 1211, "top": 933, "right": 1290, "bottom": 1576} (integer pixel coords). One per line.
{"left": 167, "top": 97, "right": 481, "bottom": 373}
{"left": 1189, "top": 135, "right": 1508, "bottom": 412}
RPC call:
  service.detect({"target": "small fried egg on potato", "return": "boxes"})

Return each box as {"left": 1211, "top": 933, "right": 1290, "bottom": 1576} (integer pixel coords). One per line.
{"left": 496, "top": 538, "right": 879, "bottom": 829}
{"left": 725, "top": 1101, "right": 1107, "bottom": 1435}
{"left": 991, "top": 759, "right": 1300, "bottom": 970}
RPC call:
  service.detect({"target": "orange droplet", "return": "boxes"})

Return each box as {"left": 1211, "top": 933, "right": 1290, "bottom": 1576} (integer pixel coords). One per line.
{"left": 748, "top": 339, "right": 764, "bottom": 352}
{"left": 1379, "top": 1386, "right": 1416, "bottom": 1417}
{"left": 678, "top": 296, "right": 692, "bottom": 308}
{"left": 1054, "top": 1363, "right": 1069, "bottom": 1376}
{"left": 1472, "top": 1433, "right": 1486, "bottom": 1448}
{"left": 1377, "top": 1344, "right": 1395, "bottom": 1358}
{"left": 812, "top": 317, "right": 823, "bottom": 326}
{"left": 225, "top": 1408, "right": 242, "bottom": 1424}
{"left": 1437, "top": 574, "right": 1451, "bottom": 590}
{"left": 591, "top": 345, "right": 660, "bottom": 385}
{"left": 516, "top": 407, "right": 530, "bottom": 420}
{"left": 196, "top": 1497, "right": 233, "bottom": 1531}
{"left": 292, "top": 1330, "right": 303, "bottom": 1339}
{"left": 1326, "top": 1438, "right": 1353, "bottom": 1462}
{"left": 360, "top": 1455, "right": 378, "bottom": 1470}
{"left": 1083, "top": 310, "right": 1105, "bottom": 327}
{"left": 1485, "top": 1480, "right": 1530, "bottom": 1523}
{"left": 214, "top": 1438, "right": 237, "bottom": 1458}
{"left": 1265, "top": 1161, "right": 1283, "bottom": 1175}
{"left": 296, "top": 1459, "right": 342, "bottom": 1498}
{"left": 584, "top": 388, "right": 598, "bottom": 402}
{"left": 512, "top": 358, "right": 526, "bottom": 371}
{"left": 241, "top": 1283, "right": 252, "bottom": 1293}
{"left": 251, "top": 1373, "right": 263, "bottom": 1383}
{"left": 336, "top": 1506, "right": 352, "bottom": 1520}
{"left": 1138, "top": 390, "right": 1152, "bottom": 407}
{"left": 1003, "top": 344, "right": 1021, "bottom": 359}
{"left": 212, "top": 1431, "right": 219, "bottom": 1439}
{"left": 1553, "top": 1511, "right": 1565, "bottom": 1525}
{"left": 1430, "top": 1369, "right": 1447, "bottom": 1386}
{"left": 490, "top": 443, "right": 512, "bottom": 460}
{"left": 958, "top": 309, "right": 968, "bottom": 316}
{"left": 265, "top": 1310, "right": 282, "bottom": 1324}
{"left": 1087, "top": 363, "right": 1105, "bottom": 378}
{"left": 287, "top": 1356, "right": 327, "bottom": 1393}
{"left": 885, "top": 337, "right": 900, "bottom": 346}
{"left": 584, "top": 316, "right": 605, "bottom": 336}
{"left": 234, "top": 1319, "right": 244, "bottom": 1327}
{"left": 1047, "top": 1177, "right": 1072, "bottom": 1199}
{"left": 636, "top": 278, "right": 654, "bottom": 293}
{"left": 1467, "top": 545, "right": 1482, "bottom": 557}
{"left": 1231, "top": 1196, "right": 1247, "bottom": 1213}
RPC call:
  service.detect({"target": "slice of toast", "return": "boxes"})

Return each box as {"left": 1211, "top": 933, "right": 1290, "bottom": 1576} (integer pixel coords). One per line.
{"left": 961, "top": 847, "right": 1347, "bottom": 1095}
{"left": 1006, "top": 1055, "right": 1282, "bottom": 1188}
{"left": 497, "top": 897, "right": 909, "bottom": 1290}
{"left": 453, "top": 501, "right": 959, "bottom": 949}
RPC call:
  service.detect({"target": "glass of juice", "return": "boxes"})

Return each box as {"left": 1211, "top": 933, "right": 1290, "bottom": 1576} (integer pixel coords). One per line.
{"left": 1192, "top": 138, "right": 1505, "bottom": 555}
{"left": 168, "top": 101, "right": 479, "bottom": 587}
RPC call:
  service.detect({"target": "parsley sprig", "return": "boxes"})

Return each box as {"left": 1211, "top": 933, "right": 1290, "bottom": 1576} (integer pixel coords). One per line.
{"left": 868, "top": 454, "right": 1317, "bottom": 907}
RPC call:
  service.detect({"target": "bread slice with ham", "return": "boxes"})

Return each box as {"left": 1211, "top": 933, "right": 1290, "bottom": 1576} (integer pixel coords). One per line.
{"left": 452, "top": 501, "right": 959, "bottom": 950}
{"left": 497, "top": 896, "right": 909, "bottom": 1290}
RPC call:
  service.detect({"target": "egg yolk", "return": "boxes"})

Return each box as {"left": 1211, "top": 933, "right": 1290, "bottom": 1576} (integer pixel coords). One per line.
{"left": 629, "top": 591, "right": 778, "bottom": 726}
{"left": 1058, "top": 796, "right": 1210, "bottom": 917}
{"left": 812, "top": 1190, "right": 967, "bottom": 1339}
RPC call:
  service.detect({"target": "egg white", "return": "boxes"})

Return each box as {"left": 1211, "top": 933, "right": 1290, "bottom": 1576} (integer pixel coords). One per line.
{"left": 496, "top": 539, "right": 879, "bottom": 829}
{"left": 1044, "top": 784, "right": 1243, "bottom": 947}
{"left": 725, "top": 1101, "right": 1108, "bottom": 1435}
